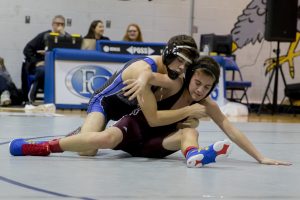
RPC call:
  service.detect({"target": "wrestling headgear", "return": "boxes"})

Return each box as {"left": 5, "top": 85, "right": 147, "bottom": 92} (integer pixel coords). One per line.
{"left": 184, "top": 56, "right": 220, "bottom": 99}
{"left": 162, "top": 35, "right": 199, "bottom": 80}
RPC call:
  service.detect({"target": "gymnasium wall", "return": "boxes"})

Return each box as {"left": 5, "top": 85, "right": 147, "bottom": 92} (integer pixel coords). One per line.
{"left": 0, "top": 0, "right": 299, "bottom": 103}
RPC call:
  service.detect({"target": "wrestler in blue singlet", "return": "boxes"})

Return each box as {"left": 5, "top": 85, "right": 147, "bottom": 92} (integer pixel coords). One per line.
{"left": 87, "top": 57, "right": 158, "bottom": 122}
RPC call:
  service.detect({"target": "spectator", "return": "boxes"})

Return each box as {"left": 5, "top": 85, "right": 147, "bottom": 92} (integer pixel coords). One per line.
{"left": 22, "top": 15, "right": 69, "bottom": 103}
{"left": 0, "top": 57, "right": 22, "bottom": 106}
{"left": 84, "top": 20, "right": 110, "bottom": 40}
{"left": 122, "top": 23, "right": 143, "bottom": 42}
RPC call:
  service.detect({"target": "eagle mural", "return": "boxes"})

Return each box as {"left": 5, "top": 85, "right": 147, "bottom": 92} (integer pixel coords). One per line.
{"left": 230, "top": 0, "right": 299, "bottom": 79}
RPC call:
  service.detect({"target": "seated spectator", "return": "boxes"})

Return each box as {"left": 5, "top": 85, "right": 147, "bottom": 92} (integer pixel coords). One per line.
{"left": 0, "top": 57, "right": 22, "bottom": 106}
{"left": 84, "top": 20, "right": 110, "bottom": 40}
{"left": 122, "top": 23, "right": 143, "bottom": 42}
{"left": 22, "top": 15, "right": 69, "bottom": 103}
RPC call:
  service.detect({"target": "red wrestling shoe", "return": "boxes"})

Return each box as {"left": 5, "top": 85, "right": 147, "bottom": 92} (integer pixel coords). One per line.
{"left": 9, "top": 139, "right": 50, "bottom": 156}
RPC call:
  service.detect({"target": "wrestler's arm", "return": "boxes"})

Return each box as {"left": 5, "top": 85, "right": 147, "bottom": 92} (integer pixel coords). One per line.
{"left": 123, "top": 72, "right": 175, "bottom": 100}
{"left": 137, "top": 85, "right": 205, "bottom": 127}
{"left": 122, "top": 62, "right": 206, "bottom": 127}
{"left": 203, "top": 98, "right": 291, "bottom": 166}
{"left": 148, "top": 73, "right": 176, "bottom": 88}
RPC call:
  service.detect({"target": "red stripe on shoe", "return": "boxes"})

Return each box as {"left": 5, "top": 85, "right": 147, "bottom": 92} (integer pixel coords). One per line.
{"left": 184, "top": 146, "right": 198, "bottom": 157}
{"left": 217, "top": 144, "right": 229, "bottom": 155}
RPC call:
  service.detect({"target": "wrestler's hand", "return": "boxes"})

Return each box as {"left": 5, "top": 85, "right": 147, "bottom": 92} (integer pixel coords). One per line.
{"left": 259, "top": 157, "right": 292, "bottom": 166}
{"left": 123, "top": 79, "right": 146, "bottom": 101}
{"left": 188, "top": 103, "right": 207, "bottom": 119}
{"left": 177, "top": 117, "right": 199, "bottom": 129}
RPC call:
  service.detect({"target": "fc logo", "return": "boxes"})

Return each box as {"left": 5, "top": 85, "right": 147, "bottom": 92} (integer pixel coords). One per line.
{"left": 65, "top": 65, "right": 112, "bottom": 99}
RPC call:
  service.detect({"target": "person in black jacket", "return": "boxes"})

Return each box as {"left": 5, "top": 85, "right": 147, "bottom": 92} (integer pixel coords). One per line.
{"left": 22, "top": 15, "right": 68, "bottom": 103}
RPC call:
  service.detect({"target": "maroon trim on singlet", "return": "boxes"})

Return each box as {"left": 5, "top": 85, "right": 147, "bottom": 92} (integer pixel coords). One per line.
{"left": 138, "top": 135, "right": 177, "bottom": 158}
{"left": 113, "top": 115, "right": 143, "bottom": 156}
{"left": 113, "top": 114, "right": 177, "bottom": 158}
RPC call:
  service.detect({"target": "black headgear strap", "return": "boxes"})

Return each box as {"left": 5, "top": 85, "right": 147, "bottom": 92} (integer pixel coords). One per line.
{"left": 163, "top": 44, "right": 197, "bottom": 80}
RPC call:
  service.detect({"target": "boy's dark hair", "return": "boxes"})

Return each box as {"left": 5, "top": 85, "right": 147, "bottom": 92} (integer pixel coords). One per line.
{"left": 184, "top": 56, "right": 220, "bottom": 98}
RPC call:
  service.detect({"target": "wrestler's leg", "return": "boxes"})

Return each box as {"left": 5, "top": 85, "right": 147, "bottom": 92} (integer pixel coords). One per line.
{"left": 59, "top": 127, "right": 123, "bottom": 152}
{"left": 78, "top": 112, "right": 106, "bottom": 156}
{"left": 162, "top": 128, "right": 232, "bottom": 167}
{"left": 133, "top": 128, "right": 198, "bottom": 158}
{"left": 10, "top": 127, "right": 124, "bottom": 156}
{"left": 179, "top": 128, "right": 232, "bottom": 168}
{"left": 162, "top": 128, "right": 199, "bottom": 152}
{"left": 81, "top": 112, "right": 106, "bottom": 133}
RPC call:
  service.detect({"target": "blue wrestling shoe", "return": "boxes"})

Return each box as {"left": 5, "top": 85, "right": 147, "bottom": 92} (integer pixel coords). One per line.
{"left": 186, "top": 139, "right": 232, "bottom": 168}
{"left": 9, "top": 139, "right": 50, "bottom": 156}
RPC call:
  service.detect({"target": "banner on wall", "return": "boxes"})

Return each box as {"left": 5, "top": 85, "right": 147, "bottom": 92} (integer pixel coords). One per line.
{"left": 54, "top": 60, "right": 124, "bottom": 105}
{"left": 98, "top": 41, "right": 166, "bottom": 55}
{"left": 52, "top": 56, "right": 227, "bottom": 108}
